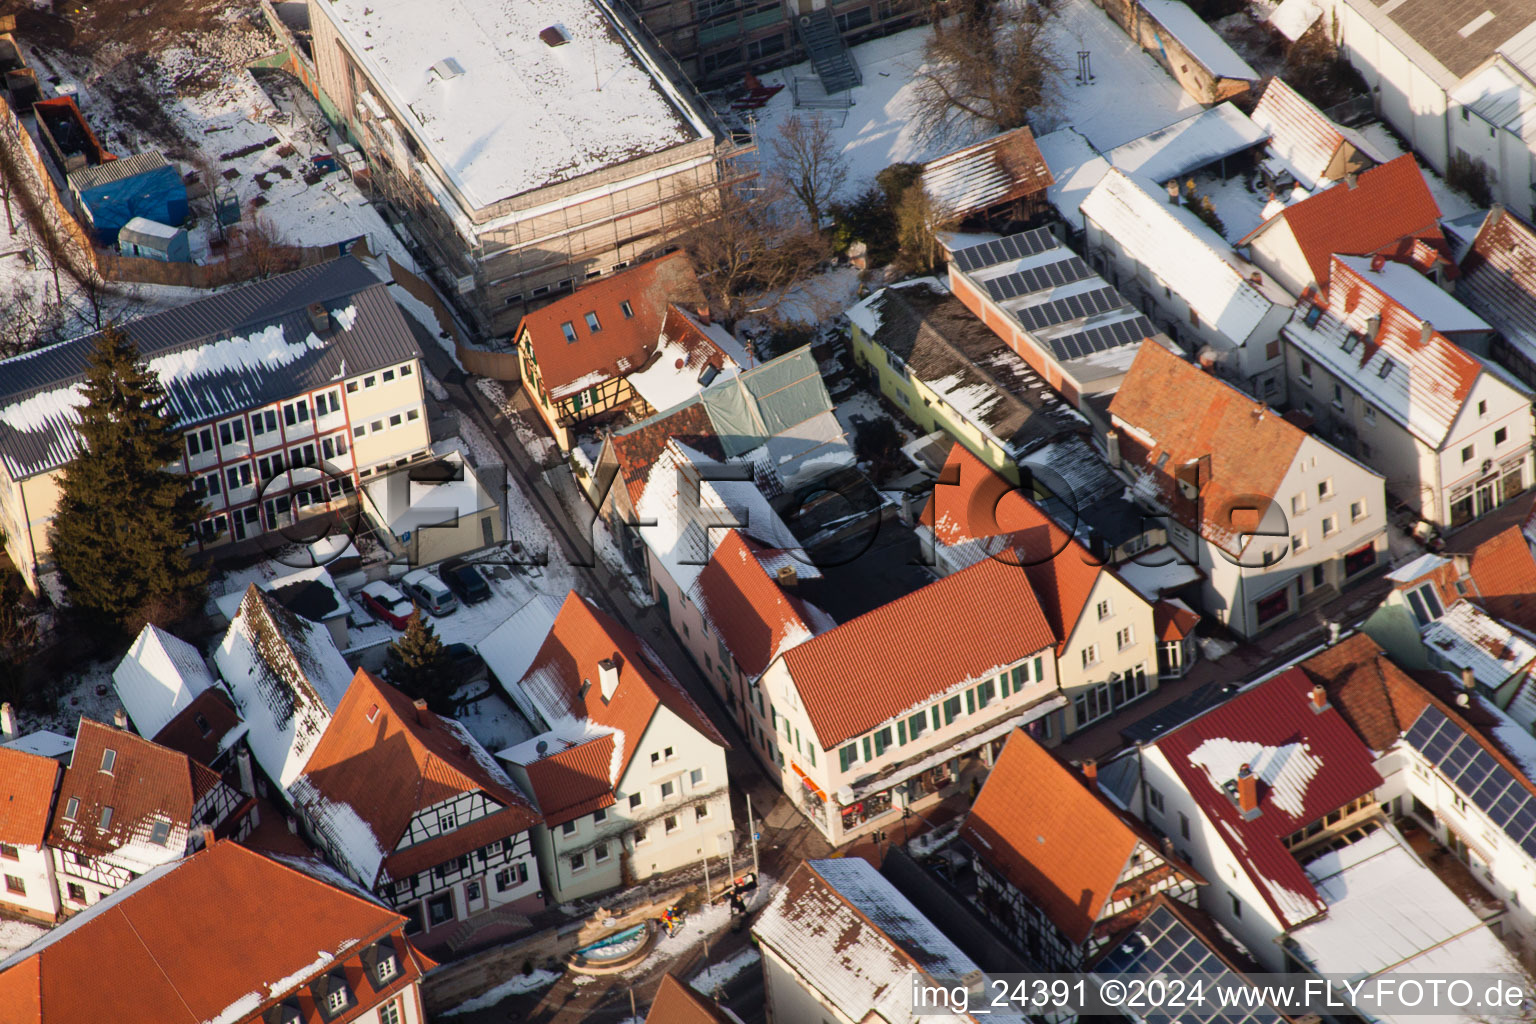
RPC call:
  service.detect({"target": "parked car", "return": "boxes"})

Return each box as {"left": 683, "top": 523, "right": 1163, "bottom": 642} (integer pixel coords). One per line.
{"left": 360, "top": 580, "right": 415, "bottom": 630}
{"left": 439, "top": 561, "right": 491, "bottom": 604}
{"left": 383, "top": 642, "right": 487, "bottom": 687}
{"left": 401, "top": 569, "right": 459, "bottom": 617}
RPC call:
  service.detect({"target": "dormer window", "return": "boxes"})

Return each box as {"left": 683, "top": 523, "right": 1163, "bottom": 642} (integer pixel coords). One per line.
{"left": 100, "top": 749, "right": 116, "bottom": 774}
{"left": 1377, "top": 358, "right": 1395, "bottom": 379}
{"left": 1406, "top": 583, "right": 1444, "bottom": 626}
{"left": 315, "top": 971, "right": 355, "bottom": 1020}
{"left": 99, "top": 806, "right": 113, "bottom": 830}
{"left": 194, "top": 712, "right": 211, "bottom": 737}
{"left": 262, "top": 1000, "right": 303, "bottom": 1024}
{"left": 378, "top": 954, "right": 397, "bottom": 982}
{"left": 327, "top": 986, "right": 348, "bottom": 1013}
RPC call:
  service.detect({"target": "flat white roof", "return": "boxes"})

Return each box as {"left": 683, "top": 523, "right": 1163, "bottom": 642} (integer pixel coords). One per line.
{"left": 318, "top": 0, "right": 710, "bottom": 211}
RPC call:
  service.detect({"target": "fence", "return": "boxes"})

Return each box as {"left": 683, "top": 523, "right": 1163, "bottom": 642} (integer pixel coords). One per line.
{"left": 0, "top": 91, "right": 99, "bottom": 286}
{"left": 97, "top": 240, "right": 342, "bottom": 288}
{"left": 385, "top": 255, "right": 526, "bottom": 379}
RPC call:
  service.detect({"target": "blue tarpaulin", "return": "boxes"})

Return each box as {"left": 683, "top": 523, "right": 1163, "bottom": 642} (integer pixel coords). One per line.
{"left": 77, "top": 164, "right": 188, "bottom": 247}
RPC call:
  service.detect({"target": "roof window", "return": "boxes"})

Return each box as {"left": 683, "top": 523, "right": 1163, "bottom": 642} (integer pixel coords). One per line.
{"left": 561, "top": 321, "right": 577, "bottom": 344}
{"left": 1302, "top": 304, "right": 1325, "bottom": 328}
{"left": 100, "top": 748, "right": 116, "bottom": 774}
{"left": 1377, "top": 358, "right": 1395, "bottom": 379}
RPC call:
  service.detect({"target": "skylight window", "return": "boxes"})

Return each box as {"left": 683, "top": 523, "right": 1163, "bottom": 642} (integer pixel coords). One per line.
{"left": 1303, "top": 304, "right": 1325, "bottom": 328}
{"left": 1342, "top": 331, "right": 1362, "bottom": 353}
{"left": 561, "top": 321, "right": 577, "bottom": 344}
{"left": 1378, "top": 358, "right": 1396, "bottom": 379}
{"left": 620, "top": 300, "right": 634, "bottom": 319}
{"left": 100, "top": 749, "right": 116, "bottom": 774}
{"left": 585, "top": 311, "right": 602, "bottom": 333}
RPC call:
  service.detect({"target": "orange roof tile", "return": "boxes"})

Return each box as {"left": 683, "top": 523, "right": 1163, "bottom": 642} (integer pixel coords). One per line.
{"left": 1241, "top": 154, "right": 1444, "bottom": 289}
{"left": 149, "top": 687, "right": 244, "bottom": 767}
{"left": 0, "top": 840, "right": 426, "bottom": 1024}
{"left": 1464, "top": 525, "right": 1536, "bottom": 635}
{"left": 919, "top": 444, "right": 1112, "bottom": 654}
{"left": 47, "top": 718, "right": 228, "bottom": 860}
{"left": 1108, "top": 342, "right": 1308, "bottom": 556}
{"left": 1154, "top": 600, "right": 1200, "bottom": 641}
{"left": 293, "top": 670, "right": 540, "bottom": 886}
{"left": 646, "top": 974, "right": 739, "bottom": 1024}
{"left": 521, "top": 736, "right": 619, "bottom": 828}
{"left": 0, "top": 747, "right": 59, "bottom": 847}
{"left": 693, "top": 530, "right": 822, "bottom": 677}
{"left": 609, "top": 401, "right": 724, "bottom": 505}
{"left": 516, "top": 252, "right": 703, "bottom": 395}
{"left": 1296, "top": 633, "right": 1432, "bottom": 751}
{"left": 782, "top": 551, "right": 1056, "bottom": 749}
{"left": 962, "top": 729, "right": 1197, "bottom": 946}
{"left": 515, "top": 594, "right": 727, "bottom": 820}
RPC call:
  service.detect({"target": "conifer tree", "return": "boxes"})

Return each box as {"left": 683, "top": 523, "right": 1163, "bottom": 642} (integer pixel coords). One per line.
{"left": 49, "top": 326, "right": 203, "bottom": 630}
{"left": 389, "top": 609, "right": 455, "bottom": 712}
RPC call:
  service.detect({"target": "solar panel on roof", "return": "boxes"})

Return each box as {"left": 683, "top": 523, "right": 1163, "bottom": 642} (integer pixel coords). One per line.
{"left": 1403, "top": 704, "right": 1536, "bottom": 856}
{"left": 1507, "top": 802, "right": 1536, "bottom": 842}
{"left": 1471, "top": 773, "right": 1513, "bottom": 812}
{"left": 952, "top": 229, "right": 1059, "bottom": 272}
{"left": 1454, "top": 747, "right": 1499, "bottom": 792}
{"left": 1489, "top": 787, "right": 1527, "bottom": 828}
{"left": 1442, "top": 735, "right": 1476, "bottom": 776}
{"left": 1405, "top": 709, "right": 1442, "bottom": 748}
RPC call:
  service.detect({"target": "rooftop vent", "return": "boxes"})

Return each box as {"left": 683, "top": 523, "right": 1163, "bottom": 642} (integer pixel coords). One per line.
{"left": 430, "top": 57, "right": 465, "bottom": 80}
{"left": 540, "top": 25, "right": 570, "bottom": 47}
{"left": 307, "top": 302, "right": 330, "bottom": 333}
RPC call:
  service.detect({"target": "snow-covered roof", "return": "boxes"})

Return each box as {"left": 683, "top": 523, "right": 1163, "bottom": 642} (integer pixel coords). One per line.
{"left": 0, "top": 730, "right": 75, "bottom": 759}
{"left": 1334, "top": 256, "right": 1490, "bottom": 333}
{"left": 1106, "top": 103, "right": 1269, "bottom": 188}
{"left": 753, "top": 859, "right": 1025, "bottom": 1024}
{"left": 214, "top": 566, "right": 349, "bottom": 625}
{"left": 1454, "top": 63, "right": 1536, "bottom": 146}
{"left": 1081, "top": 168, "right": 1281, "bottom": 346}
{"left": 0, "top": 258, "right": 420, "bottom": 481}
{"left": 1034, "top": 127, "right": 1111, "bottom": 229}
{"left": 1140, "top": 0, "right": 1260, "bottom": 80}
{"left": 1267, "top": 0, "right": 1323, "bottom": 41}
{"left": 1422, "top": 600, "right": 1536, "bottom": 688}
{"left": 112, "top": 625, "right": 217, "bottom": 742}
{"left": 119, "top": 216, "right": 181, "bottom": 242}
{"left": 478, "top": 594, "right": 563, "bottom": 715}
{"left": 1460, "top": 207, "right": 1536, "bottom": 366}
{"left": 214, "top": 587, "right": 355, "bottom": 791}
{"left": 919, "top": 125, "right": 1054, "bottom": 220}
{"left": 1114, "top": 548, "right": 1204, "bottom": 601}
{"left": 1249, "top": 77, "right": 1386, "bottom": 191}
{"left": 1282, "top": 255, "right": 1490, "bottom": 447}
{"left": 313, "top": 0, "right": 711, "bottom": 214}
{"left": 1288, "top": 826, "right": 1520, "bottom": 1005}
{"left": 363, "top": 451, "right": 496, "bottom": 536}
{"left": 1387, "top": 552, "right": 1450, "bottom": 583}
{"left": 625, "top": 310, "right": 742, "bottom": 415}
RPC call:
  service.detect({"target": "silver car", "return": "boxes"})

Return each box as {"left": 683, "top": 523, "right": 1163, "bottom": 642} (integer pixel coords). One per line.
{"left": 400, "top": 569, "right": 459, "bottom": 616}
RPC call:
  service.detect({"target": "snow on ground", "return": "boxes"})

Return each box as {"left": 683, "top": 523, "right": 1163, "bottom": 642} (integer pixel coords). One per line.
{"left": 452, "top": 685, "right": 536, "bottom": 752}
{"left": 629, "top": 899, "right": 733, "bottom": 973}
{"left": 835, "top": 391, "right": 914, "bottom": 445}
{"left": 0, "top": 919, "right": 47, "bottom": 959}
{"left": 775, "top": 266, "right": 863, "bottom": 326}
{"left": 12, "top": 658, "right": 120, "bottom": 739}
{"left": 744, "top": 0, "right": 1197, "bottom": 190}
{"left": 477, "top": 380, "right": 558, "bottom": 465}
{"left": 690, "top": 948, "right": 761, "bottom": 995}
{"left": 1354, "top": 124, "right": 1482, "bottom": 222}
{"left": 906, "top": 820, "right": 962, "bottom": 857}
{"left": 439, "top": 969, "right": 563, "bottom": 1016}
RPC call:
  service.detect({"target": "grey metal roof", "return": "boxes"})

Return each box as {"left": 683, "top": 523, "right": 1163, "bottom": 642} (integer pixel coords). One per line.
{"left": 66, "top": 151, "right": 169, "bottom": 192}
{"left": 0, "top": 257, "right": 422, "bottom": 480}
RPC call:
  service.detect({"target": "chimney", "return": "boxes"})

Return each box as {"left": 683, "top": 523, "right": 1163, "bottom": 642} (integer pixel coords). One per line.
{"left": 1160, "top": 835, "right": 1174, "bottom": 857}
{"left": 1236, "top": 764, "right": 1260, "bottom": 818}
{"left": 1327, "top": 619, "right": 1341, "bottom": 644}
{"left": 412, "top": 697, "right": 429, "bottom": 724}
{"left": 598, "top": 656, "right": 620, "bottom": 702}
{"left": 1311, "top": 683, "right": 1330, "bottom": 712}
{"left": 1364, "top": 313, "right": 1381, "bottom": 343}
{"left": 1370, "top": 253, "right": 1386, "bottom": 273}
{"left": 1081, "top": 758, "right": 1098, "bottom": 788}
{"left": 1345, "top": 171, "right": 1358, "bottom": 189}
{"left": 1106, "top": 429, "right": 1122, "bottom": 469}
{"left": 199, "top": 825, "right": 216, "bottom": 849}
{"left": 113, "top": 707, "right": 128, "bottom": 730}
{"left": 1462, "top": 666, "right": 1476, "bottom": 693}
{"left": 1166, "top": 179, "right": 1181, "bottom": 204}
{"left": 776, "top": 563, "right": 798, "bottom": 588}
{"left": 306, "top": 302, "right": 330, "bottom": 333}
{"left": 1250, "top": 271, "right": 1262, "bottom": 286}
{"left": 236, "top": 746, "right": 257, "bottom": 798}
{"left": 1, "top": 701, "right": 15, "bottom": 739}
{"left": 1419, "top": 319, "right": 1433, "bottom": 344}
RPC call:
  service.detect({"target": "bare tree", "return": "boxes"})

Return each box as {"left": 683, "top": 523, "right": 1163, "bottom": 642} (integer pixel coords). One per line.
{"left": 231, "top": 208, "right": 290, "bottom": 280}
{"left": 675, "top": 180, "right": 829, "bottom": 331}
{"left": 894, "top": 183, "right": 957, "bottom": 273}
{"left": 911, "top": 0, "right": 1065, "bottom": 143}
{"left": 770, "top": 115, "right": 850, "bottom": 230}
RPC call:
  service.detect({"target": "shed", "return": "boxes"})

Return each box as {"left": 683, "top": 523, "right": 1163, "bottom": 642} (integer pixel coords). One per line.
{"left": 118, "top": 216, "right": 190, "bottom": 262}
{"left": 69, "top": 152, "right": 188, "bottom": 247}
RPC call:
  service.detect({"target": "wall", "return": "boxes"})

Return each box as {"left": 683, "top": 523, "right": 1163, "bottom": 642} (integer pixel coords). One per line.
{"left": 1104, "top": 0, "right": 1253, "bottom": 105}
{"left": 1245, "top": 222, "right": 1317, "bottom": 297}
{"left": 1057, "top": 573, "right": 1159, "bottom": 733}
{"left": 760, "top": 943, "right": 855, "bottom": 1024}
{"left": 947, "top": 268, "right": 1087, "bottom": 407}
{"left": 1334, "top": 2, "right": 1451, "bottom": 176}
{"left": 0, "top": 842, "right": 60, "bottom": 922}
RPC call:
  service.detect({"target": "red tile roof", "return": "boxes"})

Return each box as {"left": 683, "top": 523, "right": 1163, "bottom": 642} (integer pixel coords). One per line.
{"left": 609, "top": 400, "right": 724, "bottom": 506}
{"left": 516, "top": 593, "right": 728, "bottom": 823}
{"left": 521, "top": 736, "right": 618, "bottom": 828}
{"left": 692, "top": 530, "right": 825, "bottom": 677}
{"left": 516, "top": 252, "right": 704, "bottom": 394}
{"left": 1460, "top": 206, "right": 1536, "bottom": 353}
{"left": 919, "top": 444, "right": 1116, "bottom": 654}
{"left": 1154, "top": 600, "right": 1200, "bottom": 641}
{"left": 1240, "top": 154, "right": 1445, "bottom": 289}
{"left": 782, "top": 551, "right": 1056, "bottom": 749}
{"left": 149, "top": 687, "right": 244, "bottom": 767}
{"left": 0, "top": 840, "right": 428, "bottom": 1024}
{"left": 963, "top": 729, "right": 1201, "bottom": 946}
{"left": 646, "top": 974, "right": 739, "bottom": 1024}
{"left": 1153, "top": 668, "right": 1384, "bottom": 928}
{"left": 1108, "top": 342, "right": 1308, "bottom": 556}
{"left": 293, "top": 669, "right": 540, "bottom": 885}
{"left": 47, "top": 718, "right": 228, "bottom": 860}
{"left": 0, "top": 747, "right": 60, "bottom": 847}
{"left": 1296, "top": 633, "right": 1433, "bottom": 751}
{"left": 1463, "top": 525, "right": 1536, "bottom": 635}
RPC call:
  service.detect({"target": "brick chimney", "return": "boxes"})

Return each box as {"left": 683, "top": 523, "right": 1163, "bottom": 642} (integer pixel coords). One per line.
{"left": 113, "top": 707, "right": 128, "bottom": 730}
{"left": 1462, "top": 666, "right": 1476, "bottom": 693}
{"left": 776, "top": 563, "right": 798, "bottom": 588}
{"left": 1081, "top": 758, "right": 1098, "bottom": 788}
{"left": 412, "top": 697, "right": 429, "bottom": 724}
{"left": 599, "top": 656, "right": 620, "bottom": 702}
{"left": 1310, "top": 683, "right": 1329, "bottom": 713}
{"left": 306, "top": 302, "right": 330, "bottom": 333}
{"left": 1106, "top": 430, "right": 1122, "bottom": 469}
{"left": 1370, "top": 253, "right": 1386, "bottom": 272}
{"left": 1236, "top": 764, "right": 1260, "bottom": 818}
{"left": 1365, "top": 313, "right": 1381, "bottom": 343}
{"left": 1419, "top": 319, "right": 1433, "bottom": 345}
{"left": 199, "top": 825, "right": 216, "bottom": 849}
{"left": 0, "top": 701, "right": 14, "bottom": 739}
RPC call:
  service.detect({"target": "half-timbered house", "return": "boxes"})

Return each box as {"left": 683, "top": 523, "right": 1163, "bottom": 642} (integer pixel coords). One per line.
{"left": 962, "top": 728, "right": 1203, "bottom": 970}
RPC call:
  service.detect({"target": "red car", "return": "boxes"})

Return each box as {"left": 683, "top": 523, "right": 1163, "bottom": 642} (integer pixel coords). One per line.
{"left": 360, "top": 581, "right": 415, "bottom": 630}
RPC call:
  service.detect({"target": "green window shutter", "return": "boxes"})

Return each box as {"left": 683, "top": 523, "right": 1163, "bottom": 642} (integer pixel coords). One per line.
{"left": 840, "top": 744, "right": 857, "bottom": 772}
{"left": 1013, "top": 664, "right": 1026, "bottom": 691}
{"left": 966, "top": 690, "right": 975, "bottom": 715}
{"left": 863, "top": 736, "right": 873, "bottom": 762}
{"left": 1034, "top": 656, "right": 1045, "bottom": 681}
{"left": 932, "top": 706, "right": 941, "bottom": 731}
{"left": 808, "top": 744, "right": 817, "bottom": 767}
{"left": 897, "top": 719, "right": 907, "bottom": 745}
